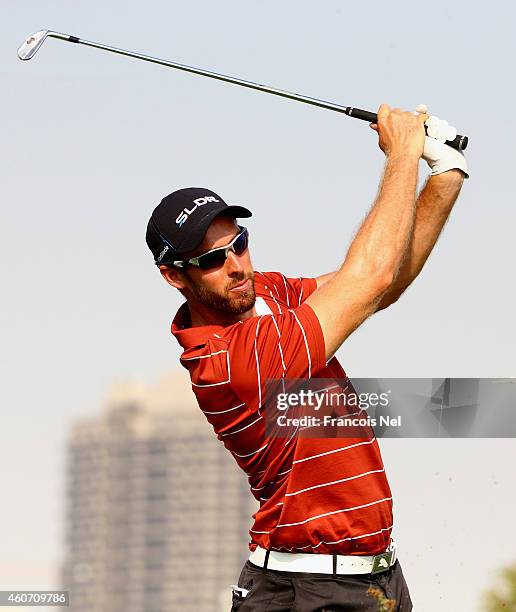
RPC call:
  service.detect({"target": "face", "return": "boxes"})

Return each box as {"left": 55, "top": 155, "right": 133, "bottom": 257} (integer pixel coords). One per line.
{"left": 162, "top": 216, "right": 256, "bottom": 316}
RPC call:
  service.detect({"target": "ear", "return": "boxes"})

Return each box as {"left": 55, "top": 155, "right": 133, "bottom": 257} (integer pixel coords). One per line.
{"left": 159, "top": 265, "right": 188, "bottom": 290}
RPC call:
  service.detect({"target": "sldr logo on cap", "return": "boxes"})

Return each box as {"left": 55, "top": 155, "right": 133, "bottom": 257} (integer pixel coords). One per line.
{"left": 176, "top": 196, "right": 220, "bottom": 227}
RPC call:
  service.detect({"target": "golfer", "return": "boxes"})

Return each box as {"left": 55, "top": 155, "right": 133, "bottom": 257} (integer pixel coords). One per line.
{"left": 145, "top": 104, "right": 467, "bottom": 611}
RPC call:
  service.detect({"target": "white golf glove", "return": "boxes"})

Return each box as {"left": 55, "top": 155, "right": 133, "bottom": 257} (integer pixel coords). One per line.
{"left": 415, "top": 104, "right": 469, "bottom": 178}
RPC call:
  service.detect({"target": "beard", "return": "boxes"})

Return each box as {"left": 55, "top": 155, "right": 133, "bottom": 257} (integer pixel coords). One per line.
{"left": 187, "top": 271, "right": 256, "bottom": 315}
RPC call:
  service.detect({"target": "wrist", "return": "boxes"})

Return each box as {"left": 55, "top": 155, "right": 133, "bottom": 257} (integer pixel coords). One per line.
{"left": 427, "top": 169, "right": 466, "bottom": 187}
{"left": 432, "top": 168, "right": 465, "bottom": 181}
{"left": 386, "top": 151, "right": 421, "bottom": 168}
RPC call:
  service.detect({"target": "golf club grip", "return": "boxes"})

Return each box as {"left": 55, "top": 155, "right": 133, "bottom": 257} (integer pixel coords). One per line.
{"left": 346, "top": 107, "right": 468, "bottom": 151}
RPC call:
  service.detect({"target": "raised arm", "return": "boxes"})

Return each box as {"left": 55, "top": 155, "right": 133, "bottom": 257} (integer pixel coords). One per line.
{"left": 374, "top": 110, "right": 468, "bottom": 310}
{"left": 375, "top": 170, "right": 464, "bottom": 310}
{"left": 305, "top": 104, "right": 426, "bottom": 360}
{"left": 315, "top": 109, "right": 467, "bottom": 310}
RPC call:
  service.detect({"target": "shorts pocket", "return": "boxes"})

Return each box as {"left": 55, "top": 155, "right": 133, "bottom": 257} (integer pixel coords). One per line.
{"left": 230, "top": 584, "right": 249, "bottom": 611}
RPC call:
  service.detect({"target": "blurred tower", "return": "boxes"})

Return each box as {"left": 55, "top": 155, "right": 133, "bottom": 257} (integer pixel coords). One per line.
{"left": 61, "top": 371, "right": 256, "bottom": 612}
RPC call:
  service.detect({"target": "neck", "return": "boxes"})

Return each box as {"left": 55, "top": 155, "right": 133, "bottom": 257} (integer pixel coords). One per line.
{"left": 188, "top": 302, "right": 257, "bottom": 328}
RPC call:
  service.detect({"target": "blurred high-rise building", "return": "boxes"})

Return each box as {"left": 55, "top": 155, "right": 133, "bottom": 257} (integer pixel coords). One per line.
{"left": 61, "top": 371, "right": 257, "bottom": 612}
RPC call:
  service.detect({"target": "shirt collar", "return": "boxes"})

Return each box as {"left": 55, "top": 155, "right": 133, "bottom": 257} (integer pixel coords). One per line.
{"left": 171, "top": 302, "right": 227, "bottom": 350}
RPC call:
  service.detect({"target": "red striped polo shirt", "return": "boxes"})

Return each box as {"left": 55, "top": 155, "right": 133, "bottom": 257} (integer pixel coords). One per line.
{"left": 172, "top": 271, "right": 393, "bottom": 555}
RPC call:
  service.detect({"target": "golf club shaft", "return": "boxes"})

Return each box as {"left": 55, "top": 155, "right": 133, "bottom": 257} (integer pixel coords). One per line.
{"left": 26, "top": 32, "right": 470, "bottom": 151}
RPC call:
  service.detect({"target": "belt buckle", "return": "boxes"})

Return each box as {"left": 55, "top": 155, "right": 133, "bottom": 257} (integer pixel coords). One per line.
{"left": 371, "top": 551, "right": 394, "bottom": 574}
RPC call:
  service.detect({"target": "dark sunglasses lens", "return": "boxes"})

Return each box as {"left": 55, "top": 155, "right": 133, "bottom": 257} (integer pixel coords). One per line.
{"left": 196, "top": 230, "right": 248, "bottom": 270}
{"left": 233, "top": 230, "right": 249, "bottom": 255}
{"left": 198, "top": 249, "right": 227, "bottom": 270}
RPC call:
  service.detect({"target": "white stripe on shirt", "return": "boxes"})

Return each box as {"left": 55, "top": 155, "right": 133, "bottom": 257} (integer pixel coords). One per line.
{"left": 276, "top": 497, "right": 393, "bottom": 528}
{"left": 293, "top": 438, "right": 376, "bottom": 464}
{"left": 284, "top": 468, "right": 385, "bottom": 497}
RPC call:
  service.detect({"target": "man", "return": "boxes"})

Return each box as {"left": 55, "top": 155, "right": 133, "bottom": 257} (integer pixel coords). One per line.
{"left": 145, "top": 104, "right": 467, "bottom": 611}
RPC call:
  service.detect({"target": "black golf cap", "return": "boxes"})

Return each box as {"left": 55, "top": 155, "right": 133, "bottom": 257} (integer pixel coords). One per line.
{"left": 146, "top": 187, "right": 252, "bottom": 265}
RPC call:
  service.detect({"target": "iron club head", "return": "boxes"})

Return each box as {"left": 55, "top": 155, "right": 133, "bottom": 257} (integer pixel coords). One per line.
{"left": 17, "top": 30, "right": 51, "bottom": 60}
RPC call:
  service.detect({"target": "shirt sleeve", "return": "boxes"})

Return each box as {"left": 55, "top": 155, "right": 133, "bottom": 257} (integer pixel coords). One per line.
{"left": 226, "top": 303, "right": 326, "bottom": 412}
{"left": 284, "top": 276, "right": 318, "bottom": 306}
{"left": 258, "top": 271, "right": 317, "bottom": 308}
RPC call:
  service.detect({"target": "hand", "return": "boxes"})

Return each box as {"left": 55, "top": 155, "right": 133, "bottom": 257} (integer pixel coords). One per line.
{"left": 415, "top": 104, "right": 469, "bottom": 178}
{"left": 370, "top": 103, "right": 427, "bottom": 159}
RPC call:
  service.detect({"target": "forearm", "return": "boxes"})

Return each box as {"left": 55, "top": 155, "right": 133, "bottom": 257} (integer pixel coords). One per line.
{"left": 376, "top": 169, "right": 464, "bottom": 309}
{"left": 342, "top": 154, "right": 420, "bottom": 284}
{"left": 304, "top": 105, "right": 426, "bottom": 359}
{"left": 316, "top": 157, "right": 420, "bottom": 291}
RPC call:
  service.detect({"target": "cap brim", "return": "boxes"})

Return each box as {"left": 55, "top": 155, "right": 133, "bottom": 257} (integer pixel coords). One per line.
{"left": 175, "top": 204, "right": 252, "bottom": 255}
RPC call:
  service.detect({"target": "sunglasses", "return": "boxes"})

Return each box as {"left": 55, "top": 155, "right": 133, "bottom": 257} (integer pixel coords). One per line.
{"left": 171, "top": 226, "right": 249, "bottom": 271}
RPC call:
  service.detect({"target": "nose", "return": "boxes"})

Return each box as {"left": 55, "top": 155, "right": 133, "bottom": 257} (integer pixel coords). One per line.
{"left": 225, "top": 249, "right": 244, "bottom": 275}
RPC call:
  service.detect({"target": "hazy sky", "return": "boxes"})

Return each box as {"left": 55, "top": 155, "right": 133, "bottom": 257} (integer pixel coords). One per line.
{"left": 1, "top": 1, "right": 515, "bottom": 610}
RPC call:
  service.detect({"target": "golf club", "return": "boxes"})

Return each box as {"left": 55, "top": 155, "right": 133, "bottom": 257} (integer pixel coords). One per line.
{"left": 18, "top": 30, "right": 468, "bottom": 151}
